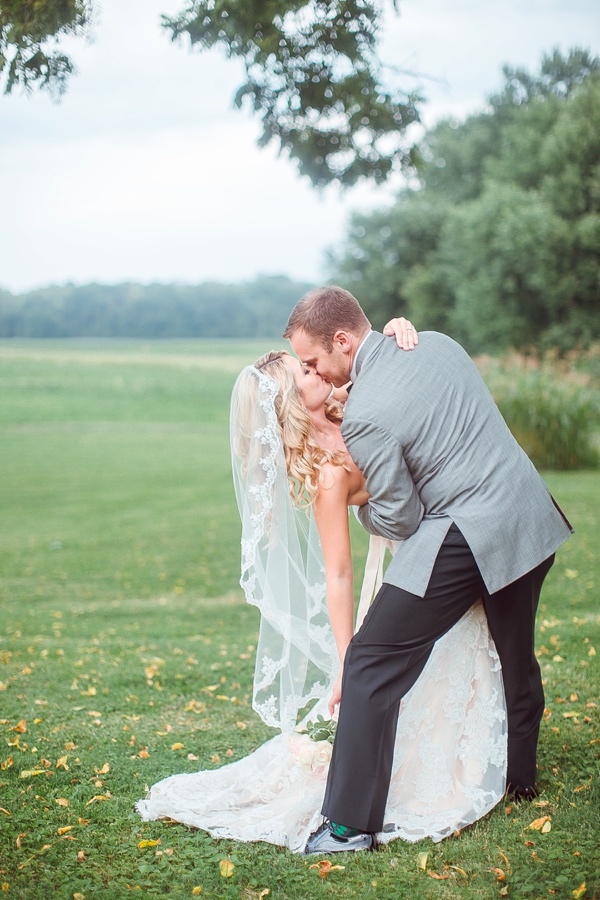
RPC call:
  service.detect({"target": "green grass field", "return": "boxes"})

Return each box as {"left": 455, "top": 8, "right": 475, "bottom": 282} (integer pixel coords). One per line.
{"left": 0, "top": 339, "right": 598, "bottom": 900}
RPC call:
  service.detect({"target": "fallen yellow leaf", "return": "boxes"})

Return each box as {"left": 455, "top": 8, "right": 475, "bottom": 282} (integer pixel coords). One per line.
{"left": 541, "top": 820, "right": 552, "bottom": 834}
{"left": 1, "top": 758, "right": 13, "bottom": 771}
{"left": 19, "top": 769, "right": 46, "bottom": 779}
{"left": 427, "top": 871, "right": 449, "bottom": 880}
{"left": 192, "top": 889, "right": 202, "bottom": 896}
{"left": 219, "top": 859, "right": 235, "bottom": 878}
{"left": 448, "top": 865, "right": 468, "bottom": 877}
{"left": 57, "top": 826, "right": 73, "bottom": 835}
{"left": 309, "top": 860, "right": 345, "bottom": 878}
{"left": 13, "top": 720, "right": 27, "bottom": 733}
{"left": 86, "top": 795, "right": 110, "bottom": 806}
{"left": 416, "top": 851, "right": 429, "bottom": 871}
{"left": 572, "top": 882, "right": 586, "bottom": 899}
{"left": 493, "top": 867, "right": 507, "bottom": 882}
{"left": 56, "top": 798, "right": 70, "bottom": 807}
{"left": 138, "top": 840, "right": 161, "bottom": 849}
{"left": 94, "top": 763, "right": 110, "bottom": 775}
{"left": 138, "top": 750, "right": 150, "bottom": 759}
{"left": 170, "top": 743, "right": 184, "bottom": 751}
{"left": 56, "top": 755, "right": 69, "bottom": 770}
{"left": 498, "top": 849, "right": 511, "bottom": 871}
{"left": 528, "top": 816, "right": 551, "bottom": 831}
{"left": 0, "top": 808, "right": 10, "bottom": 817}
{"left": 73, "top": 893, "right": 85, "bottom": 900}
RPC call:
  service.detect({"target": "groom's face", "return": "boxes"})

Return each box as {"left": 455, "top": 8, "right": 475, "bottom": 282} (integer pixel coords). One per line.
{"left": 289, "top": 329, "right": 351, "bottom": 387}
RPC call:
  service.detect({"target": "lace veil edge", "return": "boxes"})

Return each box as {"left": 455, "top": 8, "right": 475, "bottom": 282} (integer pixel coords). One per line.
{"left": 230, "top": 365, "right": 337, "bottom": 732}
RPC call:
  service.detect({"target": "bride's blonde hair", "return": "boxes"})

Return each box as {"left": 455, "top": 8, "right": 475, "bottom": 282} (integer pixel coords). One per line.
{"left": 253, "top": 351, "right": 347, "bottom": 507}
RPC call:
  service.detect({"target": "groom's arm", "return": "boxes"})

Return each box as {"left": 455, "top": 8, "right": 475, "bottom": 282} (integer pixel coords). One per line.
{"left": 343, "top": 419, "right": 424, "bottom": 541}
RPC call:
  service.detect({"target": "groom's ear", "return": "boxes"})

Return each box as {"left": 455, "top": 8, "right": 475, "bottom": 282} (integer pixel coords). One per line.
{"left": 332, "top": 330, "right": 353, "bottom": 354}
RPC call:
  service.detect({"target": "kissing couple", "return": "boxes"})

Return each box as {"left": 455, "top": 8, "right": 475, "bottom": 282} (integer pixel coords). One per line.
{"left": 139, "top": 286, "right": 572, "bottom": 854}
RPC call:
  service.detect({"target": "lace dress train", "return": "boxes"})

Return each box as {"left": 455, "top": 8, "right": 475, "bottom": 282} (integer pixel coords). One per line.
{"left": 137, "top": 601, "right": 507, "bottom": 852}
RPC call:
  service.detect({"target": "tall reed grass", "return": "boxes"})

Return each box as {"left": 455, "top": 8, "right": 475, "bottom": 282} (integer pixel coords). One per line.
{"left": 476, "top": 346, "right": 600, "bottom": 470}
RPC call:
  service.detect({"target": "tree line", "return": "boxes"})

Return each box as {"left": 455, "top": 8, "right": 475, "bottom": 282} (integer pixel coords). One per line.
{"left": 0, "top": 277, "right": 312, "bottom": 339}
{"left": 329, "top": 49, "right": 600, "bottom": 354}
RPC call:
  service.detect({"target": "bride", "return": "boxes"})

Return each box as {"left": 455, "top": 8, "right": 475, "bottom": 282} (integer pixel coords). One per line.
{"left": 137, "top": 326, "right": 507, "bottom": 853}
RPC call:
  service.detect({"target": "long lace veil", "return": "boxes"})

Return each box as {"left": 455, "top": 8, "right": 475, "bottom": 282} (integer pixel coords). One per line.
{"left": 230, "top": 365, "right": 338, "bottom": 733}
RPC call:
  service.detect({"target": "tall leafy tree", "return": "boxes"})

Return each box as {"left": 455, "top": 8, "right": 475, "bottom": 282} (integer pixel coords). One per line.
{"left": 331, "top": 49, "right": 600, "bottom": 352}
{"left": 0, "top": 0, "right": 93, "bottom": 97}
{"left": 162, "top": 0, "right": 421, "bottom": 186}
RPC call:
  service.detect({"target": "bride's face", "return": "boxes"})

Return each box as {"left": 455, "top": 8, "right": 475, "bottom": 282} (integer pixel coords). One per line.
{"left": 283, "top": 355, "right": 332, "bottom": 413}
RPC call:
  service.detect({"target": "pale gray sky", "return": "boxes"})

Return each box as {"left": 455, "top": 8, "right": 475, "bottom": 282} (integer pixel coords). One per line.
{"left": 1, "top": 0, "right": 598, "bottom": 293}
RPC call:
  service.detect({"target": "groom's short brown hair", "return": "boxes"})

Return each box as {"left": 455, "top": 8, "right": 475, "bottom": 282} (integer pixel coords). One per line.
{"left": 283, "top": 285, "right": 370, "bottom": 352}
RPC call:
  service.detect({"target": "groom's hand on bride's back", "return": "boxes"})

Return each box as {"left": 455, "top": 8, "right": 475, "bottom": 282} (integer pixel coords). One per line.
{"left": 383, "top": 317, "right": 419, "bottom": 351}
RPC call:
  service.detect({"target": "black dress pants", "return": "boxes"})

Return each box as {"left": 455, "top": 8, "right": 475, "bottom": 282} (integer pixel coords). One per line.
{"left": 321, "top": 524, "right": 554, "bottom": 833}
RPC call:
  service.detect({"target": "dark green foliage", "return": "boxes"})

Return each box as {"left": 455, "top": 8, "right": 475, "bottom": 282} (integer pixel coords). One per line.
{"left": 0, "top": 275, "right": 312, "bottom": 338}
{"left": 330, "top": 49, "right": 600, "bottom": 353}
{"left": 163, "top": 0, "right": 421, "bottom": 186}
{"left": 0, "top": 0, "right": 92, "bottom": 96}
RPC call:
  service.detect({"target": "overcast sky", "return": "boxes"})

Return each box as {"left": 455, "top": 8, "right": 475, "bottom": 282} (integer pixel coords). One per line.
{"left": 1, "top": 0, "right": 598, "bottom": 293}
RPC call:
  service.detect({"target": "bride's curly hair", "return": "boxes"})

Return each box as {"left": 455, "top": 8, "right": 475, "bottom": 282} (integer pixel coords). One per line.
{"left": 253, "top": 351, "right": 348, "bottom": 507}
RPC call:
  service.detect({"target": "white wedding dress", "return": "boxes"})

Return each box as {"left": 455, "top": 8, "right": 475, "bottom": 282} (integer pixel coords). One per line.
{"left": 137, "top": 572, "right": 507, "bottom": 852}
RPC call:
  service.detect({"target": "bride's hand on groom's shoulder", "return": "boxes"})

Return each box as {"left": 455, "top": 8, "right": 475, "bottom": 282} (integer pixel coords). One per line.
{"left": 328, "top": 672, "right": 343, "bottom": 717}
{"left": 383, "top": 317, "right": 419, "bottom": 351}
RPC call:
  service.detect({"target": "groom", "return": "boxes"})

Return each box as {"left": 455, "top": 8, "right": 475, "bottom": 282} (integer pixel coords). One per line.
{"left": 283, "top": 286, "right": 572, "bottom": 854}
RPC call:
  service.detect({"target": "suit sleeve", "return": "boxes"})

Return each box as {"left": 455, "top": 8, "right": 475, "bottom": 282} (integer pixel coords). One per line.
{"left": 342, "top": 417, "right": 424, "bottom": 540}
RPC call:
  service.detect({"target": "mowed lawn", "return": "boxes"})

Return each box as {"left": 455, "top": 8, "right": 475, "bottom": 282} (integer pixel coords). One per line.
{"left": 0, "top": 339, "right": 598, "bottom": 900}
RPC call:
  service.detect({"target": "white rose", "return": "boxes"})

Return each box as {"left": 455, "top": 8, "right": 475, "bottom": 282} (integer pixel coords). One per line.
{"left": 289, "top": 733, "right": 316, "bottom": 767}
{"left": 313, "top": 740, "right": 333, "bottom": 765}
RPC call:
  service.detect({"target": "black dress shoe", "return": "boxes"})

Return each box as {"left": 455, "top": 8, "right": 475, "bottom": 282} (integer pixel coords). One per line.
{"left": 304, "top": 821, "right": 378, "bottom": 855}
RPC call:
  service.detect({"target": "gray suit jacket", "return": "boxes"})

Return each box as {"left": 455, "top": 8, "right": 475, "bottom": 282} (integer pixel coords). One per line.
{"left": 342, "top": 331, "right": 572, "bottom": 597}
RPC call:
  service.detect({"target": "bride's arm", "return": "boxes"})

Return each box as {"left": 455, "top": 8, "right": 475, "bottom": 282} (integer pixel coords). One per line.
{"left": 313, "top": 464, "right": 355, "bottom": 715}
